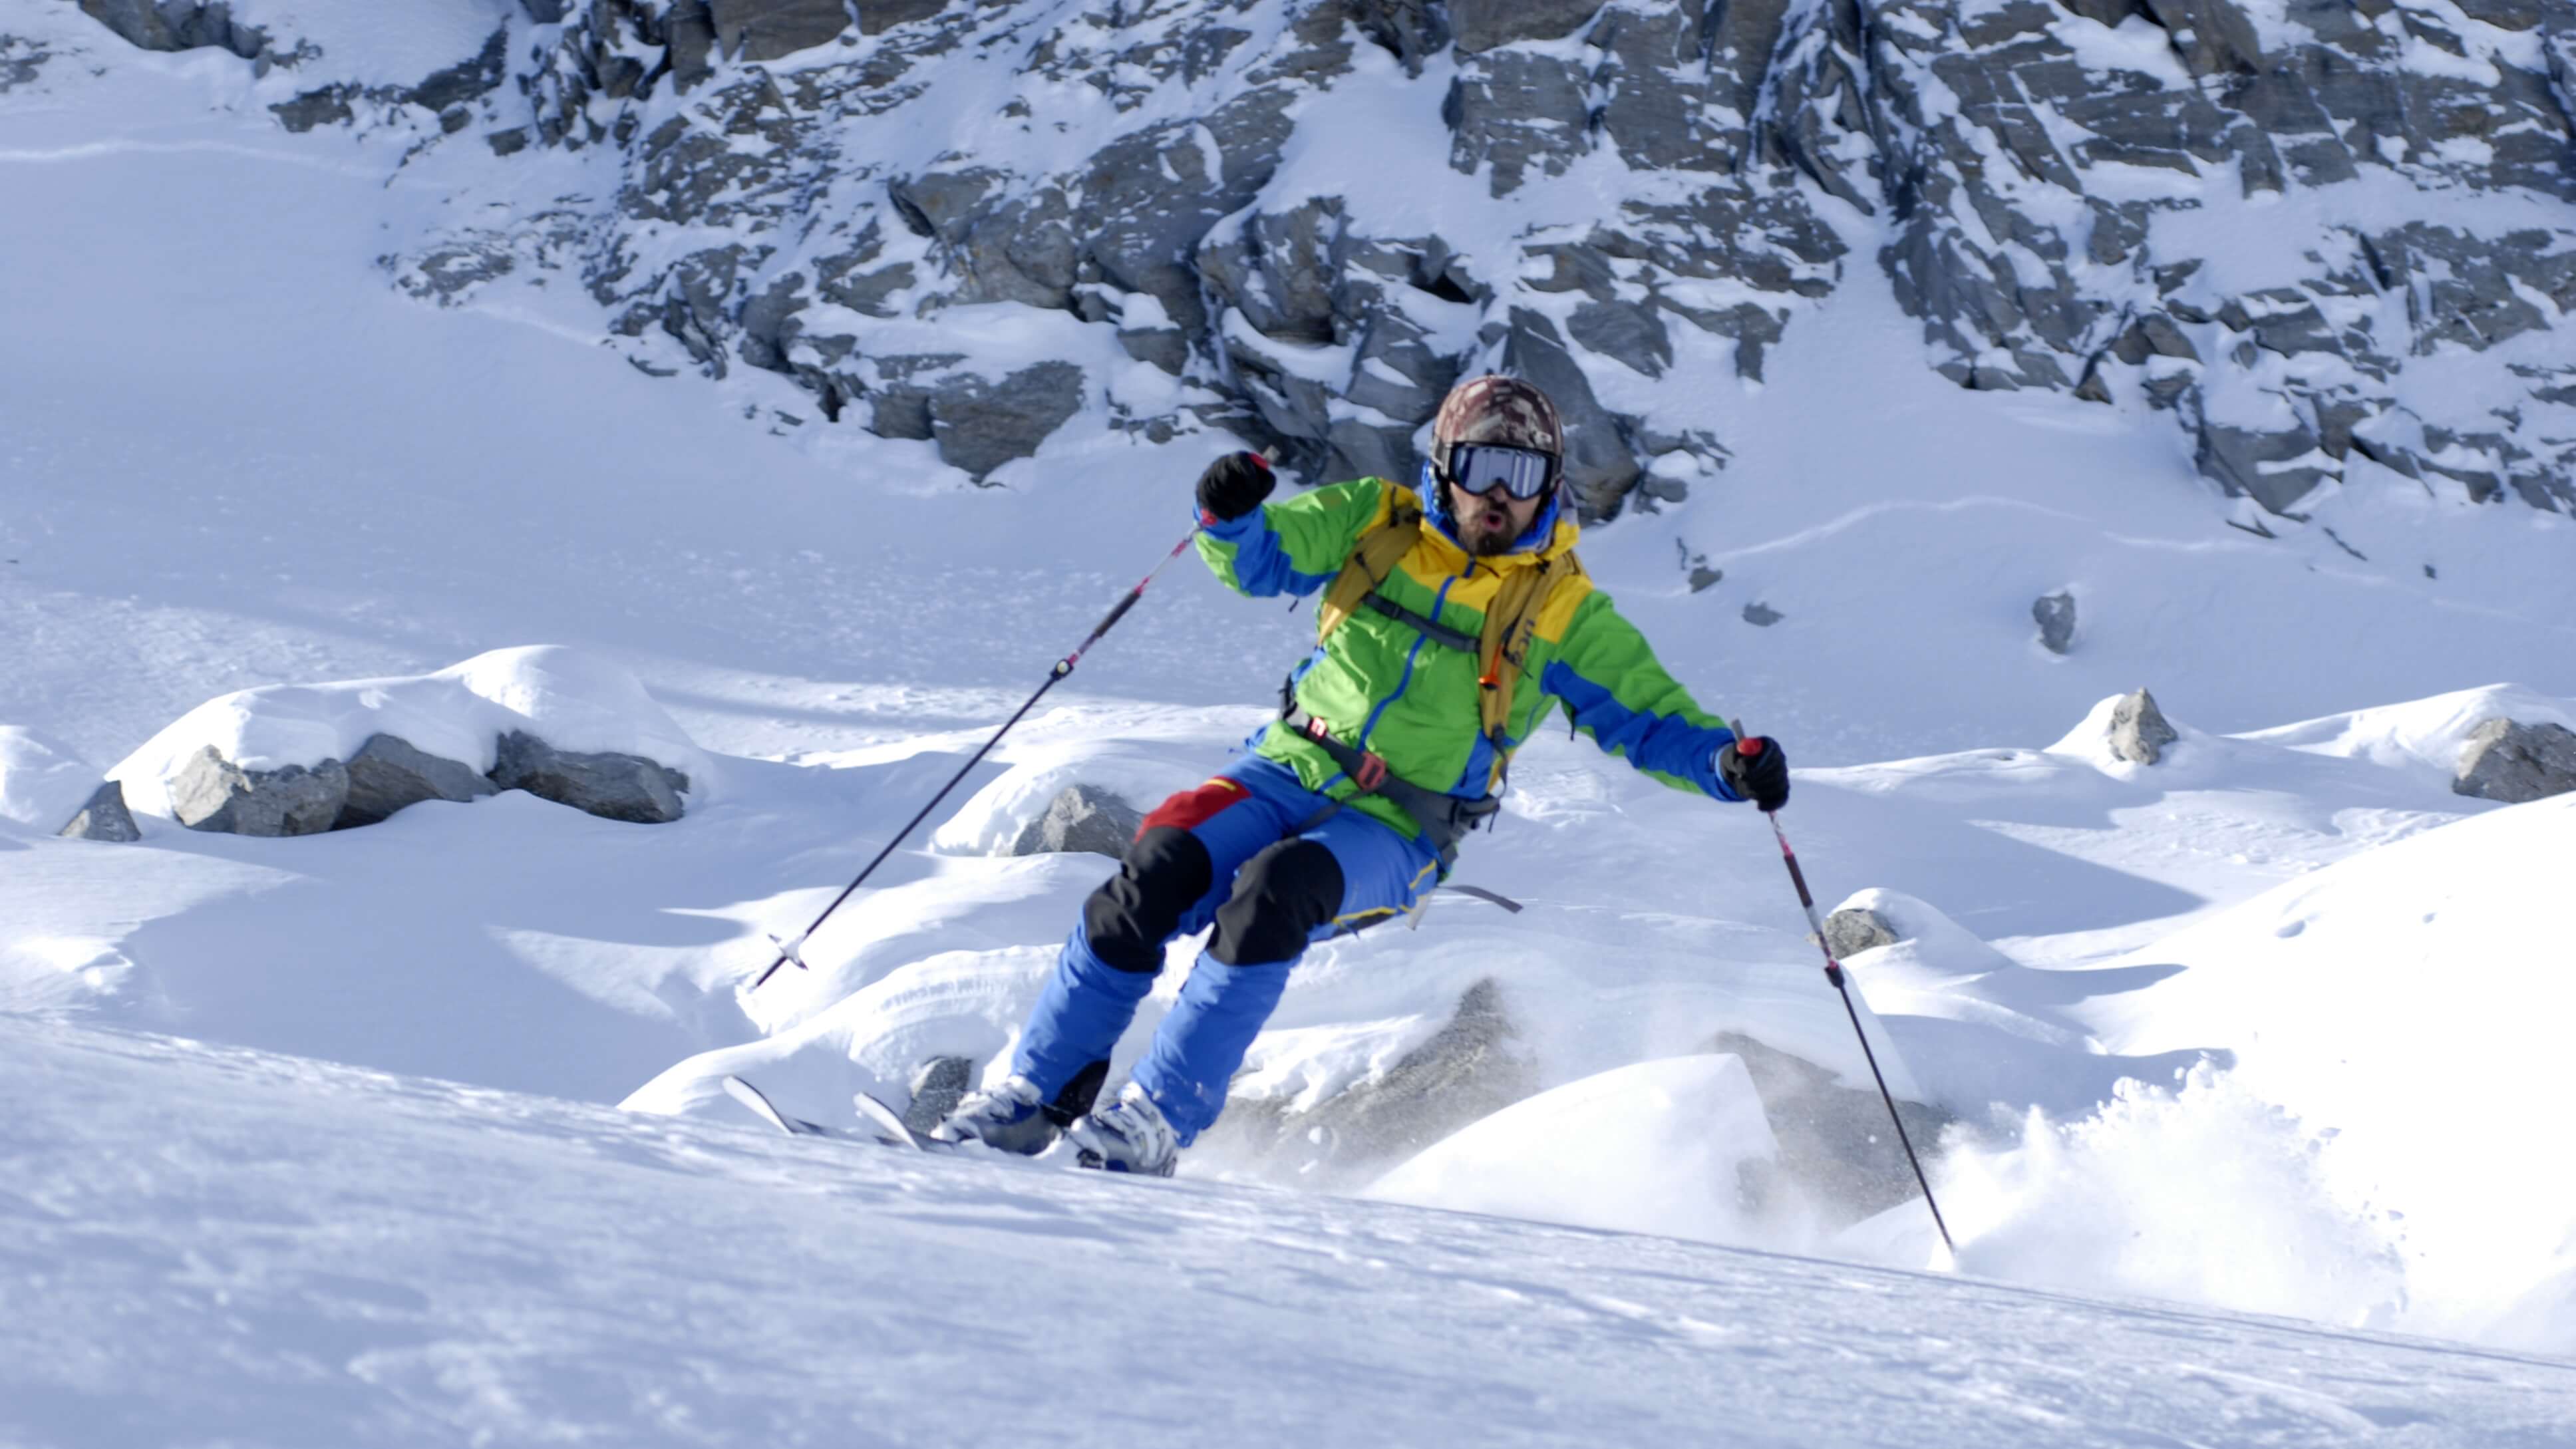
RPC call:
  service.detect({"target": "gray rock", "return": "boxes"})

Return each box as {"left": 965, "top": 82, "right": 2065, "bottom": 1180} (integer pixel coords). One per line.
{"left": 1347, "top": 0, "right": 1448, "bottom": 73}
{"left": 1444, "top": 49, "right": 1591, "bottom": 196}
{"left": 2033, "top": 591, "right": 2077, "bottom": 655}
{"left": 1007, "top": 785, "right": 1143, "bottom": 859}
{"left": 1493, "top": 309, "right": 1639, "bottom": 518}
{"left": 856, "top": 0, "right": 949, "bottom": 36}
{"left": 1450, "top": 0, "right": 1607, "bottom": 53}
{"left": 2197, "top": 418, "right": 2334, "bottom": 517}
{"left": 900, "top": 1054, "right": 976, "bottom": 1136}
{"left": 2453, "top": 718, "right": 2576, "bottom": 804}
{"left": 337, "top": 732, "right": 497, "bottom": 828}
{"left": 79, "top": 0, "right": 267, "bottom": 61}
{"left": 1709, "top": 1031, "right": 1956, "bottom": 1225}
{"left": 1202, "top": 978, "right": 1535, "bottom": 1187}
{"left": 1822, "top": 907, "right": 1899, "bottom": 959}
{"left": 364, "top": 0, "right": 2576, "bottom": 539}
{"left": 56, "top": 781, "right": 142, "bottom": 844}
{"left": 1567, "top": 299, "right": 1672, "bottom": 378}
{"left": 168, "top": 746, "right": 349, "bottom": 837}
{"left": 1742, "top": 601, "right": 1784, "bottom": 627}
{"left": 410, "top": 26, "right": 508, "bottom": 112}
{"left": 269, "top": 86, "right": 355, "bottom": 132}
{"left": 927, "top": 362, "right": 1086, "bottom": 480}
{"left": 710, "top": 0, "right": 849, "bottom": 61}
{"left": 1, "top": 34, "right": 53, "bottom": 93}
{"left": 2107, "top": 689, "right": 2179, "bottom": 766}
{"left": 488, "top": 730, "right": 689, "bottom": 824}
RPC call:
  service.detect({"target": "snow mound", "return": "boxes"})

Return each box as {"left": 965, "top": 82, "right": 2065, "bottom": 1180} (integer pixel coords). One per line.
{"left": 1939, "top": 792, "right": 2576, "bottom": 1351}
{"left": 109, "top": 645, "right": 716, "bottom": 818}
{"left": 929, "top": 742, "right": 1201, "bottom": 857}
{"left": 0, "top": 726, "right": 100, "bottom": 833}
{"left": 2241, "top": 683, "right": 2576, "bottom": 785}
{"left": 1367, "top": 1054, "right": 1782, "bottom": 1246}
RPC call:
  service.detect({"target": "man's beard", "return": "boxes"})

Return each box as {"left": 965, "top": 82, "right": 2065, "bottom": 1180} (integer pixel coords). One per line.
{"left": 1458, "top": 495, "right": 1522, "bottom": 556}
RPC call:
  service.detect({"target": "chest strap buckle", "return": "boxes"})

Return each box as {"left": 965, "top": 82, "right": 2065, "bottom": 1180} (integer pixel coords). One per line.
{"left": 1301, "top": 713, "right": 1389, "bottom": 790}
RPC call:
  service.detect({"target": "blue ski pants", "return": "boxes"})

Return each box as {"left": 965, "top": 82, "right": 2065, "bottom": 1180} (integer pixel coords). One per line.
{"left": 1011, "top": 755, "right": 1440, "bottom": 1144}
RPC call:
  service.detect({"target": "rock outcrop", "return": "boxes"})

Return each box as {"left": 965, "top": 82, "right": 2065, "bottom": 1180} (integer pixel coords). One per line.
{"left": 80, "top": 0, "right": 2576, "bottom": 518}
{"left": 168, "top": 746, "right": 350, "bottom": 836}
{"left": 2033, "top": 591, "right": 2077, "bottom": 655}
{"left": 149, "top": 730, "right": 689, "bottom": 836}
{"left": 337, "top": 732, "right": 498, "bottom": 828}
{"left": 1207, "top": 977, "right": 1537, "bottom": 1186}
{"left": 1822, "top": 906, "right": 1899, "bottom": 959}
{"left": 490, "top": 730, "right": 691, "bottom": 824}
{"left": 2108, "top": 689, "right": 2180, "bottom": 766}
{"left": 57, "top": 781, "right": 143, "bottom": 844}
{"left": 1709, "top": 1030, "right": 1955, "bottom": 1224}
{"left": 1007, "top": 784, "right": 1143, "bottom": 860}
{"left": 2454, "top": 717, "right": 2576, "bottom": 804}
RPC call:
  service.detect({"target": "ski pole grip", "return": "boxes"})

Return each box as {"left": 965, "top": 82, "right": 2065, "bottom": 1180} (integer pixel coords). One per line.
{"left": 1090, "top": 589, "right": 1142, "bottom": 639}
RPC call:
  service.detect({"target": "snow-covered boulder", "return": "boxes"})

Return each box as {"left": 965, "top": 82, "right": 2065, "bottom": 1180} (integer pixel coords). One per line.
{"left": 490, "top": 730, "right": 688, "bottom": 826}
{"left": 2031, "top": 590, "right": 2076, "bottom": 655}
{"left": 1213, "top": 977, "right": 1535, "bottom": 1183}
{"left": 2453, "top": 718, "right": 2576, "bottom": 805}
{"left": 112, "top": 647, "right": 713, "bottom": 834}
{"left": 1822, "top": 905, "right": 1899, "bottom": 959}
{"left": 167, "top": 748, "right": 349, "bottom": 836}
{"left": 56, "top": 781, "right": 142, "bottom": 844}
{"left": 1006, "top": 785, "right": 1142, "bottom": 859}
{"left": 2051, "top": 689, "right": 2186, "bottom": 771}
{"left": 340, "top": 732, "right": 499, "bottom": 826}
{"left": 1367, "top": 1054, "right": 1782, "bottom": 1246}
{"left": 2108, "top": 689, "right": 2178, "bottom": 766}
{"left": 933, "top": 748, "right": 1198, "bottom": 858}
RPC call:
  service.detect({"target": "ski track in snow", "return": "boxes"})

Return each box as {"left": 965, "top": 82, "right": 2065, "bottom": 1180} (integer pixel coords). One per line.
{"left": 9, "top": 1015, "right": 2575, "bottom": 1449}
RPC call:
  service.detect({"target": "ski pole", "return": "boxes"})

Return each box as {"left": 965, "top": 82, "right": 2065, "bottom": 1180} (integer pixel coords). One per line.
{"left": 1732, "top": 730, "right": 1957, "bottom": 1257}
{"left": 750, "top": 529, "right": 1201, "bottom": 990}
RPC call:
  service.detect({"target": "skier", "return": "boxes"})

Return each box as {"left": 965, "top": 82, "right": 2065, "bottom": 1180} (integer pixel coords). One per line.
{"left": 934, "top": 375, "right": 1792, "bottom": 1174}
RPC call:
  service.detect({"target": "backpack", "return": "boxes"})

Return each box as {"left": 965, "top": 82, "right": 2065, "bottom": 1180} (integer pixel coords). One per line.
{"left": 1313, "top": 495, "right": 1585, "bottom": 791}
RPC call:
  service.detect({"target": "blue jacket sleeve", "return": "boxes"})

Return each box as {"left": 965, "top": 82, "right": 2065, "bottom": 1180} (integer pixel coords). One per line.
{"left": 1537, "top": 591, "right": 1742, "bottom": 800}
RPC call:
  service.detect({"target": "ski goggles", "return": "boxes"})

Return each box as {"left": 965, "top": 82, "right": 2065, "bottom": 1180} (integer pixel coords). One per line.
{"left": 1445, "top": 444, "right": 1557, "bottom": 500}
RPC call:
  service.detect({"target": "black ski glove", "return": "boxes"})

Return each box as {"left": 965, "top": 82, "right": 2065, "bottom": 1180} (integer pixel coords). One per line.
{"left": 1196, "top": 450, "right": 1274, "bottom": 523}
{"left": 1718, "top": 735, "right": 1790, "bottom": 812}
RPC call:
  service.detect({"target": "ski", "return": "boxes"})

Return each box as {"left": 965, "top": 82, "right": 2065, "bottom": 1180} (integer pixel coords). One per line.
{"left": 721, "top": 1074, "right": 953, "bottom": 1153}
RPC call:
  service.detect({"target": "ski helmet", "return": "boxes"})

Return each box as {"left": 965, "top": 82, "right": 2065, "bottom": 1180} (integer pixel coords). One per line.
{"left": 1430, "top": 375, "right": 1563, "bottom": 484}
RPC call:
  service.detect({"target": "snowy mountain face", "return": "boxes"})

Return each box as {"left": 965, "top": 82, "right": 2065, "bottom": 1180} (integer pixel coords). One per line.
{"left": 73, "top": 0, "right": 2576, "bottom": 518}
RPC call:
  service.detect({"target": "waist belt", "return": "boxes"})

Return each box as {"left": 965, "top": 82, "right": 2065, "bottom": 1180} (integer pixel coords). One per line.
{"left": 1280, "top": 703, "right": 1500, "bottom": 863}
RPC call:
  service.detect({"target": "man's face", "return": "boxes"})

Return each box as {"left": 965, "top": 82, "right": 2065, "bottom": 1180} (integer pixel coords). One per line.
{"left": 1446, "top": 474, "right": 1548, "bottom": 556}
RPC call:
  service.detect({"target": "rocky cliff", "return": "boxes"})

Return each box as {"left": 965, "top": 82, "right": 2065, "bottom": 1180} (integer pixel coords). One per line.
{"left": 75, "top": 0, "right": 2576, "bottom": 517}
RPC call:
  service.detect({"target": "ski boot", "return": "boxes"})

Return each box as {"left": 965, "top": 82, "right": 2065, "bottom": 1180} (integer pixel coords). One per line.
{"left": 930, "top": 1074, "right": 1057, "bottom": 1155}
{"left": 1064, "top": 1082, "right": 1178, "bottom": 1178}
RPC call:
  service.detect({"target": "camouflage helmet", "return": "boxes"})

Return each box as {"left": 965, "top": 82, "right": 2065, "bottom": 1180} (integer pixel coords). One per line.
{"left": 1430, "top": 375, "right": 1563, "bottom": 479}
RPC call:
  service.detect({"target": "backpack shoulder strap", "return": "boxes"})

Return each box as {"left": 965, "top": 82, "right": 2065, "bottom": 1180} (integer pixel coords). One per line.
{"left": 1475, "top": 548, "right": 1586, "bottom": 784}
{"left": 1317, "top": 495, "right": 1424, "bottom": 643}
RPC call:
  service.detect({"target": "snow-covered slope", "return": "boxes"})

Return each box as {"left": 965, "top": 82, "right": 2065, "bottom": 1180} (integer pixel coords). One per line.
{"left": 11, "top": 1014, "right": 2576, "bottom": 1448}
{"left": 9, "top": 0, "right": 2576, "bottom": 1424}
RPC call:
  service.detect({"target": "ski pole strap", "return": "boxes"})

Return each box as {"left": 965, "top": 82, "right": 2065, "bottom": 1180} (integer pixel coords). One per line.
{"left": 1281, "top": 703, "right": 1498, "bottom": 864}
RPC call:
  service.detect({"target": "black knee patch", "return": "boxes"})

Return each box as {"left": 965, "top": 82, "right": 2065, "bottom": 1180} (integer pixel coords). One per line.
{"left": 1209, "top": 838, "right": 1346, "bottom": 966}
{"left": 1082, "top": 825, "right": 1213, "bottom": 973}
